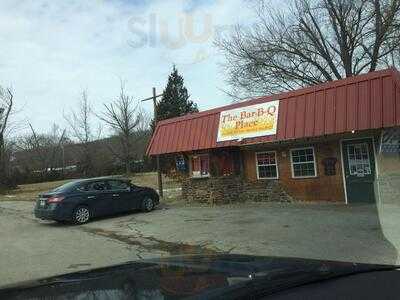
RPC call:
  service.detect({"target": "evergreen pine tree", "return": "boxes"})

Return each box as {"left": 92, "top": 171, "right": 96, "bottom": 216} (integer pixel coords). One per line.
{"left": 153, "top": 66, "right": 198, "bottom": 130}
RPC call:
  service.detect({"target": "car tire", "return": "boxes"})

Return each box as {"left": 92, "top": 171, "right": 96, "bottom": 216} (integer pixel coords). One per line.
{"left": 72, "top": 206, "right": 90, "bottom": 224}
{"left": 141, "top": 197, "right": 155, "bottom": 212}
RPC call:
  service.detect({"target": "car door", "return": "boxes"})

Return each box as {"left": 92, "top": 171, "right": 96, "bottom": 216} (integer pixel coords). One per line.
{"left": 129, "top": 184, "right": 148, "bottom": 209}
{"left": 83, "top": 180, "right": 114, "bottom": 217}
{"left": 106, "top": 180, "right": 134, "bottom": 213}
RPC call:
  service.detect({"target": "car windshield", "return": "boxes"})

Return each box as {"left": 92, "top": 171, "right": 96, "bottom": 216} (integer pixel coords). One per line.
{"left": 0, "top": 0, "right": 400, "bottom": 298}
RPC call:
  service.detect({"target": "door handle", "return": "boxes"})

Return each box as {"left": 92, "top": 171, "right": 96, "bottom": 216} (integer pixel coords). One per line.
{"left": 87, "top": 196, "right": 95, "bottom": 199}
{"left": 112, "top": 194, "right": 119, "bottom": 197}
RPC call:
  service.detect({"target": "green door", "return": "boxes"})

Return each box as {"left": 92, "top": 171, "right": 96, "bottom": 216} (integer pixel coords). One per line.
{"left": 342, "top": 139, "right": 376, "bottom": 203}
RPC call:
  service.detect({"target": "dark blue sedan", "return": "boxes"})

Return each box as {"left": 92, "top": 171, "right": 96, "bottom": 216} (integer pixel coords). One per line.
{"left": 34, "top": 177, "right": 159, "bottom": 224}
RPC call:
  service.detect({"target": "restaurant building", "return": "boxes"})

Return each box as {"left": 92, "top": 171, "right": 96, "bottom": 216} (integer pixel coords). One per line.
{"left": 147, "top": 68, "right": 400, "bottom": 204}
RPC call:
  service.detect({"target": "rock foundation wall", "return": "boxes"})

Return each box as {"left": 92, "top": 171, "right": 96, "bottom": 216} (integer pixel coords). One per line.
{"left": 182, "top": 176, "right": 292, "bottom": 204}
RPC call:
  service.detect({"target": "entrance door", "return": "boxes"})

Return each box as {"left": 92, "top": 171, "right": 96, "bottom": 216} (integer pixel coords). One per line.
{"left": 342, "top": 139, "right": 376, "bottom": 203}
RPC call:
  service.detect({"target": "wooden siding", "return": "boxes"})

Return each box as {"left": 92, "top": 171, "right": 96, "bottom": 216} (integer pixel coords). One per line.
{"left": 243, "top": 141, "right": 345, "bottom": 202}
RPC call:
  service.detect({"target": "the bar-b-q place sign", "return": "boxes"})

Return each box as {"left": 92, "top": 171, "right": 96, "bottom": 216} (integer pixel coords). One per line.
{"left": 217, "top": 100, "right": 279, "bottom": 142}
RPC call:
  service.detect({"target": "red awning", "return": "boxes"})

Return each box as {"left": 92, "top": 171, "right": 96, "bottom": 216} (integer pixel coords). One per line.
{"left": 147, "top": 68, "right": 400, "bottom": 156}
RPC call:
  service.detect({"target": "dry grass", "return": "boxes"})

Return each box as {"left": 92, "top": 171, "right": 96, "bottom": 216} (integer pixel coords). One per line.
{"left": 0, "top": 172, "right": 182, "bottom": 202}
{"left": 2, "top": 179, "right": 72, "bottom": 202}
{"left": 130, "top": 172, "right": 183, "bottom": 202}
{"left": 129, "top": 172, "right": 181, "bottom": 190}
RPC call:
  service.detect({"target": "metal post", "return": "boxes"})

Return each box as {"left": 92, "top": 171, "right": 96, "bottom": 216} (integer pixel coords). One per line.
{"left": 153, "top": 87, "right": 164, "bottom": 199}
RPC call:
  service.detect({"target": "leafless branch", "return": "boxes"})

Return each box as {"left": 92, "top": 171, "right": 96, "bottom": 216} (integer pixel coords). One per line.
{"left": 20, "top": 123, "right": 68, "bottom": 174}
{"left": 64, "top": 90, "right": 100, "bottom": 176}
{"left": 0, "top": 88, "right": 13, "bottom": 136}
{"left": 0, "top": 86, "right": 14, "bottom": 187}
{"left": 98, "top": 82, "right": 145, "bottom": 174}
{"left": 215, "top": 0, "right": 400, "bottom": 98}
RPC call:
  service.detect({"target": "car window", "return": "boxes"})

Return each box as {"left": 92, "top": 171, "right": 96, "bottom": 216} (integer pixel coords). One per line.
{"left": 51, "top": 181, "right": 80, "bottom": 193}
{"left": 82, "top": 181, "right": 108, "bottom": 192}
{"left": 107, "top": 180, "right": 130, "bottom": 191}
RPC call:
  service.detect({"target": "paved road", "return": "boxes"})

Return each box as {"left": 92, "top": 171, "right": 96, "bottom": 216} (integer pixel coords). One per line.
{"left": 0, "top": 206, "right": 145, "bottom": 287}
{"left": 0, "top": 201, "right": 398, "bottom": 287}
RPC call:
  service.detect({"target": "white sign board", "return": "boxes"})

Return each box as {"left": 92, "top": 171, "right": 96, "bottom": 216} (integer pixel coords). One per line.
{"left": 217, "top": 101, "right": 279, "bottom": 142}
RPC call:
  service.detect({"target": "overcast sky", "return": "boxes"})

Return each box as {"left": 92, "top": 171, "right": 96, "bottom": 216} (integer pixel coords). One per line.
{"left": 0, "top": 0, "right": 257, "bottom": 135}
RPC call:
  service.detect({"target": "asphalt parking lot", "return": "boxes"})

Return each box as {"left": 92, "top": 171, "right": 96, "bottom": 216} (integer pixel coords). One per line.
{"left": 0, "top": 200, "right": 398, "bottom": 287}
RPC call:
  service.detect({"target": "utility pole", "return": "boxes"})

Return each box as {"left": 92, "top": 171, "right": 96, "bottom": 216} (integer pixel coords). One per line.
{"left": 140, "top": 87, "right": 164, "bottom": 198}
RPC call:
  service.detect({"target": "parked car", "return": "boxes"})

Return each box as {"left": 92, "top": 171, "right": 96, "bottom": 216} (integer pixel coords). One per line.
{"left": 34, "top": 177, "right": 159, "bottom": 224}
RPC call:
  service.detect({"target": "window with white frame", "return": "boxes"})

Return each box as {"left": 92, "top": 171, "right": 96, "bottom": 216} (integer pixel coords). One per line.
{"left": 290, "top": 147, "right": 317, "bottom": 178}
{"left": 256, "top": 151, "right": 278, "bottom": 179}
{"left": 347, "top": 143, "right": 371, "bottom": 176}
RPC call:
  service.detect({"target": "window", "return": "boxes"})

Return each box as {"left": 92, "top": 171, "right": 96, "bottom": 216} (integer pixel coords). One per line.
{"left": 191, "top": 154, "right": 210, "bottom": 178}
{"left": 290, "top": 147, "right": 317, "bottom": 178}
{"left": 219, "top": 152, "right": 234, "bottom": 176}
{"left": 256, "top": 151, "right": 278, "bottom": 179}
{"left": 83, "top": 181, "right": 108, "bottom": 191}
{"left": 107, "top": 180, "right": 130, "bottom": 191}
{"left": 347, "top": 143, "right": 371, "bottom": 176}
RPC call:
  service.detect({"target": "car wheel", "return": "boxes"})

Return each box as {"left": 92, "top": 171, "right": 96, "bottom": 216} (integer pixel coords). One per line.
{"left": 72, "top": 206, "right": 90, "bottom": 224}
{"left": 141, "top": 197, "right": 154, "bottom": 212}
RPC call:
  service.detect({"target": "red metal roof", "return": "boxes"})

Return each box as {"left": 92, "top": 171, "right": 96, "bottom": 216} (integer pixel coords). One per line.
{"left": 147, "top": 68, "right": 400, "bottom": 156}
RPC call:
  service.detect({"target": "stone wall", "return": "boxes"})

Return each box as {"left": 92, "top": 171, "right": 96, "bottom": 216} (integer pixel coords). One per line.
{"left": 182, "top": 176, "right": 292, "bottom": 204}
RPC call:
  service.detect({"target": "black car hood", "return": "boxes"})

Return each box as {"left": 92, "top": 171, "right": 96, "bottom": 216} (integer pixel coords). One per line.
{"left": 0, "top": 254, "right": 396, "bottom": 300}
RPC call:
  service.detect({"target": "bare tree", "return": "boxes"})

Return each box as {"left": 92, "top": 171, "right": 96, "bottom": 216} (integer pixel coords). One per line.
{"left": 64, "top": 90, "right": 101, "bottom": 176}
{"left": 0, "top": 86, "right": 13, "bottom": 188}
{"left": 16, "top": 123, "right": 68, "bottom": 178}
{"left": 98, "top": 83, "right": 143, "bottom": 175}
{"left": 47, "top": 124, "right": 68, "bottom": 172}
{"left": 135, "top": 109, "right": 151, "bottom": 134}
{"left": 216, "top": 0, "right": 400, "bottom": 97}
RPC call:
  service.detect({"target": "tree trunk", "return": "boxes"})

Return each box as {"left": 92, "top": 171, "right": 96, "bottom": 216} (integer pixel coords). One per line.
{"left": 125, "top": 160, "right": 130, "bottom": 176}
{"left": 0, "top": 134, "right": 7, "bottom": 190}
{"left": 124, "top": 136, "right": 131, "bottom": 176}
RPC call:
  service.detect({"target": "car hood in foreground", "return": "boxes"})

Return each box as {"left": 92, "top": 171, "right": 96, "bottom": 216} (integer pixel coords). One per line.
{"left": 0, "top": 254, "right": 397, "bottom": 299}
